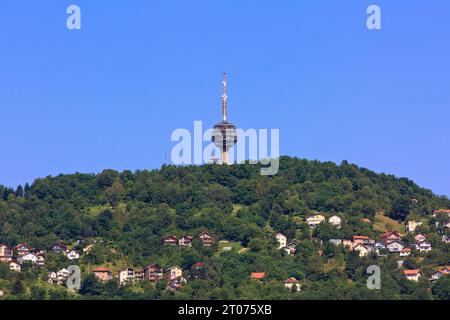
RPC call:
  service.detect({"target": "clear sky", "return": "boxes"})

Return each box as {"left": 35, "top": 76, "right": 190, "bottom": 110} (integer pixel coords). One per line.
{"left": 0, "top": 1, "right": 449, "bottom": 196}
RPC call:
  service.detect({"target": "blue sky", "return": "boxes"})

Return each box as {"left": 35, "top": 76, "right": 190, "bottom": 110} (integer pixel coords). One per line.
{"left": 0, "top": 1, "right": 449, "bottom": 197}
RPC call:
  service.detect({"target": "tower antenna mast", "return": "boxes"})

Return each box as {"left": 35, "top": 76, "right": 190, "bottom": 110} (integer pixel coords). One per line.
{"left": 222, "top": 73, "right": 227, "bottom": 122}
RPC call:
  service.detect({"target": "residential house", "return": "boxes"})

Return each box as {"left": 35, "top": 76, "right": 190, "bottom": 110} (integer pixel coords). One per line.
{"left": 51, "top": 243, "right": 68, "bottom": 254}
{"left": 275, "top": 233, "right": 287, "bottom": 249}
{"left": 199, "top": 231, "right": 214, "bottom": 246}
{"left": 342, "top": 240, "right": 353, "bottom": 248}
{"left": 119, "top": 268, "right": 137, "bottom": 285}
{"left": 373, "top": 242, "right": 386, "bottom": 253}
{"left": 143, "top": 264, "right": 163, "bottom": 282}
{"left": 403, "top": 269, "right": 422, "bottom": 282}
{"left": 352, "top": 236, "right": 372, "bottom": 246}
{"left": 406, "top": 221, "right": 423, "bottom": 233}
{"left": 414, "top": 234, "right": 427, "bottom": 243}
{"left": 306, "top": 215, "right": 325, "bottom": 228}
{"left": 9, "top": 261, "right": 21, "bottom": 272}
{"left": 14, "top": 243, "right": 30, "bottom": 256}
{"left": 92, "top": 267, "right": 113, "bottom": 281}
{"left": 284, "top": 277, "right": 301, "bottom": 291}
{"left": 250, "top": 272, "right": 267, "bottom": 281}
{"left": 353, "top": 244, "right": 370, "bottom": 257}
{"left": 190, "top": 262, "right": 206, "bottom": 280}
{"left": 36, "top": 254, "right": 45, "bottom": 267}
{"left": 178, "top": 236, "right": 194, "bottom": 247}
{"left": 162, "top": 235, "right": 178, "bottom": 246}
{"left": 83, "top": 244, "right": 94, "bottom": 254}
{"left": 386, "top": 240, "right": 405, "bottom": 253}
{"left": 66, "top": 250, "right": 80, "bottom": 260}
{"left": 17, "top": 253, "right": 38, "bottom": 265}
{"left": 430, "top": 267, "right": 449, "bottom": 281}
{"left": 415, "top": 241, "right": 432, "bottom": 253}
{"left": 399, "top": 248, "right": 411, "bottom": 257}
{"left": 328, "top": 215, "right": 342, "bottom": 229}
{"left": 0, "top": 244, "right": 13, "bottom": 262}
{"left": 380, "top": 231, "right": 403, "bottom": 245}
{"left": 329, "top": 239, "right": 343, "bottom": 246}
{"left": 283, "top": 241, "right": 297, "bottom": 256}
{"left": 166, "top": 265, "right": 183, "bottom": 282}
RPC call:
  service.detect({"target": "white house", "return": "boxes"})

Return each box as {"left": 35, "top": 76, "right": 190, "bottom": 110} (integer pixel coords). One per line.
{"left": 328, "top": 215, "right": 342, "bottom": 229}
{"left": 329, "top": 239, "right": 343, "bottom": 246}
{"left": 9, "top": 261, "right": 21, "bottom": 272}
{"left": 276, "top": 233, "right": 287, "bottom": 249}
{"left": 119, "top": 268, "right": 137, "bottom": 285}
{"left": 406, "top": 221, "right": 423, "bottom": 233}
{"left": 414, "top": 234, "right": 427, "bottom": 243}
{"left": 17, "top": 253, "right": 38, "bottom": 264}
{"left": 386, "top": 240, "right": 405, "bottom": 253}
{"left": 306, "top": 215, "right": 326, "bottom": 228}
{"left": 399, "top": 248, "right": 411, "bottom": 257}
{"left": 430, "top": 267, "right": 449, "bottom": 281}
{"left": 284, "top": 277, "right": 301, "bottom": 291}
{"left": 66, "top": 250, "right": 80, "bottom": 260}
{"left": 416, "top": 241, "right": 432, "bottom": 253}
{"left": 353, "top": 244, "right": 370, "bottom": 257}
{"left": 403, "top": 269, "right": 422, "bottom": 282}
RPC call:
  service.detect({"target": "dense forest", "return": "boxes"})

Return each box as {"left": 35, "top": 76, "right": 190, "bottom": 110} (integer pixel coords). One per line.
{"left": 0, "top": 156, "right": 449, "bottom": 300}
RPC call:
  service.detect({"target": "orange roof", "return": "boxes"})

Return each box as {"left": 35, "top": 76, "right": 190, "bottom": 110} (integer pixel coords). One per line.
{"left": 93, "top": 267, "right": 110, "bottom": 272}
{"left": 284, "top": 277, "right": 299, "bottom": 283}
{"left": 381, "top": 231, "right": 403, "bottom": 238}
{"left": 434, "top": 209, "right": 450, "bottom": 213}
{"left": 250, "top": 272, "right": 266, "bottom": 279}
{"left": 353, "top": 236, "right": 370, "bottom": 240}
{"left": 401, "top": 248, "right": 411, "bottom": 252}
{"left": 403, "top": 269, "right": 421, "bottom": 276}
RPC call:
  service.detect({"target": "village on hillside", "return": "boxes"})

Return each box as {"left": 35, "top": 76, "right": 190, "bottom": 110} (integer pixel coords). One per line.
{"left": 1, "top": 209, "right": 449, "bottom": 297}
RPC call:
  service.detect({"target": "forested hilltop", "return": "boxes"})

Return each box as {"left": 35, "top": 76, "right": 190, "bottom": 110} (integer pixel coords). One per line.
{"left": 0, "top": 156, "right": 449, "bottom": 300}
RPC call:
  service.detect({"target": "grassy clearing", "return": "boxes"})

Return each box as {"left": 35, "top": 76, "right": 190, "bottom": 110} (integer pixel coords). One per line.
{"left": 374, "top": 211, "right": 404, "bottom": 233}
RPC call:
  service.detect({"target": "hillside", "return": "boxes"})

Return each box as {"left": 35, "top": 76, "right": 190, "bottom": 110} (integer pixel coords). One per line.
{"left": 0, "top": 156, "right": 449, "bottom": 300}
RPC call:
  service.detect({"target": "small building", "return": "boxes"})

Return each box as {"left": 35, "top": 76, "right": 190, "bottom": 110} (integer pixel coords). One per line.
{"left": 119, "top": 268, "right": 137, "bottom": 285}
{"left": 403, "top": 269, "right": 422, "bottom": 282}
{"left": 386, "top": 240, "right": 405, "bottom": 253}
{"left": 66, "top": 250, "right": 80, "bottom": 260}
{"left": 328, "top": 215, "right": 342, "bottom": 229}
{"left": 9, "top": 261, "right": 21, "bottom": 272}
{"left": 283, "top": 241, "right": 297, "bottom": 256}
{"left": 329, "top": 239, "right": 343, "bottom": 246}
{"left": 17, "top": 253, "right": 38, "bottom": 264}
{"left": 430, "top": 267, "right": 449, "bottom": 281}
{"left": 380, "top": 231, "right": 403, "bottom": 245}
{"left": 199, "top": 231, "right": 214, "bottom": 246}
{"left": 178, "top": 236, "right": 194, "bottom": 247}
{"left": 399, "top": 248, "right": 411, "bottom": 257}
{"left": 92, "top": 267, "right": 113, "bottom": 282}
{"left": 306, "top": 215, "right": 326, "bottom": 228}
{"left": 0, "top": 244, "right": 13, "bottom": 262}
{"left": 250, "top": 272, "right": 267, "bottom": 281}
{"left": 353, "top": 244, "right": 370, "bottom": 257}
{"left": 166, "top": 265, "right": 183, "bottom": 282}
{"left": 415, "top": 241, "right": 432, "bottom": 253}
{"left": 414, "top": 234, "right": 427, "bottom": 243}
{"left": 51, "top": 243, "right": 68, "bottom": 254}
{"left": 83, "top": 244, "right": 94, "bottom": 254}
{"left": 284, "top": 277, "right": 301, "bottom": 291}
{"left": 143, "top": 264, "right": 163, "bottom": 282}
{"left": 352, "top": 236, "right": 372, "bottom": 246}
{"left": 36, "top": 254, "right": 45, "bottom": 267}
{"left": 406, "top": 221, "right": 423, "bottom": 233}
{"left": 342, "top": 240, "right": 353, "bottom": 248}
{"left": 162, "top": 235, "right": 178, "bottom": 246}
{"left": 14, "top": 243, "right": 30, "bottom": 256}
{"left": 275, "top": 233, "right": 287, "bottom": 249}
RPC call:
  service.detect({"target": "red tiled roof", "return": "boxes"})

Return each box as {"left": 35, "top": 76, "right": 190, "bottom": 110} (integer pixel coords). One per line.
{"left": 193, "top": 262, "right": 204, "bottom": 268}
{"left": 284, "top": 277, "right": 299, "bottom": 283}
{"left": 353, "top": 236, "right": 370, "bottom": 240}
{"left": 250, "top": 272, "right": 266, "bottom": 279}
{"left": 93, "top": 267, "right": 110, "bottom": 272}
{"left": 403, "top": 269, "right": 421, "bottom": 276}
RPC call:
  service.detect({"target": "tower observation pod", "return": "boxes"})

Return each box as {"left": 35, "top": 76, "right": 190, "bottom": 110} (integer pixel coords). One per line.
{"left": 211, "top": 73, "right": 238, "bottom": 165}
